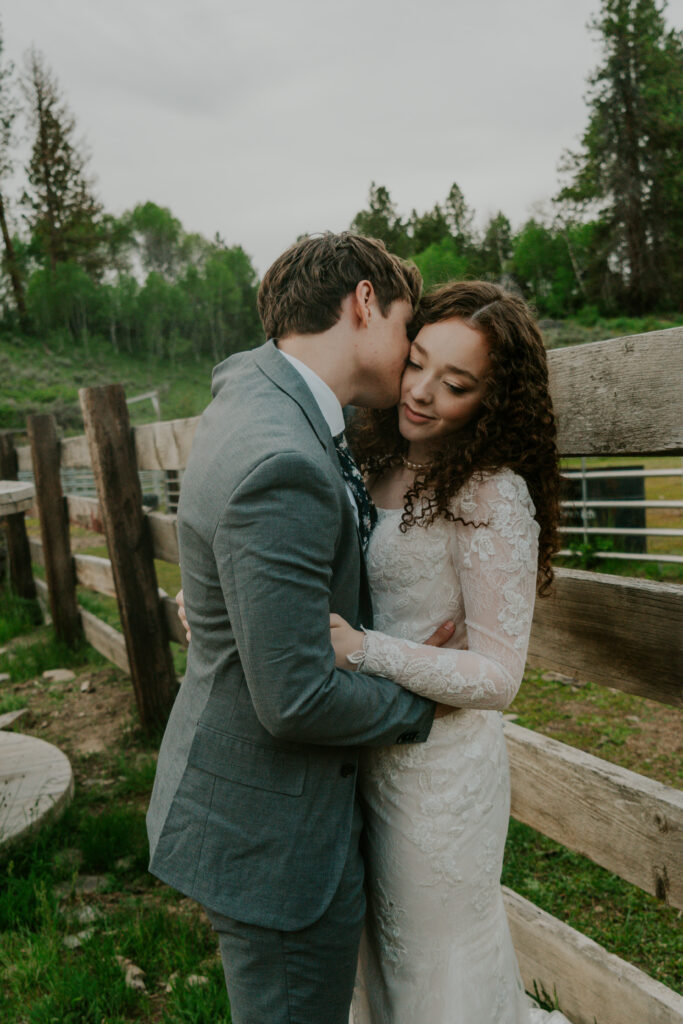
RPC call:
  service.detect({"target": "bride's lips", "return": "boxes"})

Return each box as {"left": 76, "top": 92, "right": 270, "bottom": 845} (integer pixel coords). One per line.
{"left": 403, "top": 404, "right": 436, "bottom": 424}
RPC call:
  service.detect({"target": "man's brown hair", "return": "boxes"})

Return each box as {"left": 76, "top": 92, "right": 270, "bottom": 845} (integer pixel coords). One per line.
{"left": 257, "top": 232, "right": 422, "bottom": 339}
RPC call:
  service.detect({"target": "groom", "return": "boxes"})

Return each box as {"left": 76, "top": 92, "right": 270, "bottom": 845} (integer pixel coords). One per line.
{"left": 147, "top": 233, "right": 437, "bottom": 1024}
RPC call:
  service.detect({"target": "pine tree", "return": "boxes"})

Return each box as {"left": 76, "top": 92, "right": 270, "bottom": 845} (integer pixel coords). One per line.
{"left": 558, "top": 0, "right": 683, "bottom": 312}
{"left": 21, "top": 48, "right": 103, "bottom": 275}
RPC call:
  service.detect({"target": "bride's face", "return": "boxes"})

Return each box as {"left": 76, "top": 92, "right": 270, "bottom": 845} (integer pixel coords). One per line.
{"left": 398, "top": 318, "right": 491, "bottom": 446}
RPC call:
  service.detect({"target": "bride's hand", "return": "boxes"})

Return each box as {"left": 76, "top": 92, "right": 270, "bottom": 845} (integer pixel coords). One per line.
{"left": 176, "top": 589, "right": 191, "bottom": 644}
{"left": 330, "top": 613, "right": 365, "bottom": 669}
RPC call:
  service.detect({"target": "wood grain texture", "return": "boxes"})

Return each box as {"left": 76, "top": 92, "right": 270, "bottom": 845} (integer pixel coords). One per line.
{"left": 505, "top": 722, "right": 683, "bottom": 907}
{"left": 134, "top": 416, "right": 199, "bottom": 471}
{"left": 74, "top": 553, "right": 116, "bottom": 597}
{"left": 0, "top": 732, "right": 74, "bottom": 848}
{"left": 28, "top": 536, "right": 44, "bottom": 566}
{"left": 79, "top": 606, "right": 130, "bottom": 674}
{"left": 65, "top": 494, "right": 104, "bottom": 533}
{"left": 15, "top": 444, "right": 31, "bottom": 473}
{"left": 504, "top": 887, "right": 683, "bottom": 1024}
{"left": 160, "top": 593, "right": 188, "bottom": 646}
{"left": 79, "top": 385, "right": 176, "bottom": 732}
{"left": 528, "top": 567, "right": 682, "bottom": 707}
{"left": 147, "top": 511, "right": 179, "bottom": 563}
{"left": 548, "top": 328, "right": 683, "bottom": 456}
{"left": 27, "top": 414, "right": 81, "bottom": 647}
{"left": 0, "top": 435, "right": 36, "bottom": 600}
{"left": 60, "top": 434, "right": 91, "bottom": 469}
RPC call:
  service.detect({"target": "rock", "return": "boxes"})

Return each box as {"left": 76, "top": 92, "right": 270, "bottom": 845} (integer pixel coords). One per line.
{"left": 42, "top": 669, "right": 76, "bottom": 684}
{"left": 503, "top": 713, "right": 519, "bottom": 722}
{"left": 116, "top": 956, "right": 146, "bottom": 991}
{"left": 74, "top": 904, "right": 102, "bottom": 925}
{"left": 163, "top": 972, "right": 209, "bottom": 993}
{"left": 63, "top": 928, "right": 95, "bottom": 949}
{"left": 80, "top": 679, "right": 92, "bottom": 693}
{"left": 73, "top": 874, "right": 109, "bottom": 895}
{"left": 541, "top": 671, "right": 583, "bottom": 687}
{"left": 0, "top": 672, "right": 11, "bottom": 684}
{"left": 0, "top": 708, "right": 28, "bottom": 730}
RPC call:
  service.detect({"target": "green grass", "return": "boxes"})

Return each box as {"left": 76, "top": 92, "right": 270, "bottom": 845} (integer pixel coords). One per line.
{"left": 0, "top": 588, "right": 42, "bottom": 643}
{"left": 0, "top": 331, "right": 217, "bottom": 435}
{"left": 541, "top": 312, "right": 683, "bottom": 349}
{"left": 1, "top": 573, "right": 680, "bottom": 1021}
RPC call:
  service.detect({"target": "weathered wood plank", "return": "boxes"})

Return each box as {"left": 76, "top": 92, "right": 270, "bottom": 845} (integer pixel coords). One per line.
{"left": 0, "top": 480, "right": 34, "bottom": 515}
{"left": 0, "top": 435, "right": 36, "bottom": 600}
{"left": 0, "top": 732, "right": 74, "bottom": 848}
{"left": 27, "top": 414, "right": 81, "bottom": 647}
{"left": 60, "top": 434, "right": 91, "bottom": 469}
{"left": 80, "top": 385, "right": 176, "bottom": 732}
{"left": 15, "top": 444, "right": 31, "bottom": 474}
{"left": 504, "top": 887, "right": 683, "bottom": 1024}
{"left": 529, "top": 567, "right": 682, "bottom": 707}
{"left": 79, "top": 606, "right": 130, "bottom": 674}
{"left": 74, "top": 553, "right": 116, "bottom": 597}
{"left": 160, "top": 593, "right": 188, "bottom": 646}
{"left": 505, "top": 722, "right": 683, "bottom": 908}
{"left": 66, "top": 495, "right": 178, "bottom": 563}
{"left": 548, "top": 328, "right": 683, "bottom": 456}
{"left": 28, "top": 536, "right": 44, "bottom": 566}
{"left": 147, "top": 511, "right": 179, "bottom": 563}
{"left": 134, "top": 416, "right": 199, "bottom": 471}
{"left": 65, "top": 494, "right": 105, "bottom": 533}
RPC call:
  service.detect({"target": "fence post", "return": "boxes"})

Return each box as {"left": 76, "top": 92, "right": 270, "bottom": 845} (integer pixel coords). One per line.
{"left": 27, "top": 415, "right": 81, "bottom": 646}
{"left": 79, "top": 385, "right": 176, "bottom": 733}
{"left": 0, "top": 431, "right": 37, "bottom": 602}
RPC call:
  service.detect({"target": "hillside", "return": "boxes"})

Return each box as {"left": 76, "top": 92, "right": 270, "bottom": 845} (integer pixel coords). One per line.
{"left": 2, "top": 313, "right": 682, "bottom": 439}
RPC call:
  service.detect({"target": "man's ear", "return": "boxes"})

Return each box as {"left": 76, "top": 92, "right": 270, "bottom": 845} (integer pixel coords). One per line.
{"left": 351, "top": 280, "right": 375, "bottom": 328}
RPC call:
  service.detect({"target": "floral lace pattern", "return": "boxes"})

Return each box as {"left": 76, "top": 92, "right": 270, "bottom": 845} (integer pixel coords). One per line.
{"left": 362, "top": 470, "right": 540, "bottom": 709}
{"left": 352, "top": 470, "right": 570, "bottom": 1024}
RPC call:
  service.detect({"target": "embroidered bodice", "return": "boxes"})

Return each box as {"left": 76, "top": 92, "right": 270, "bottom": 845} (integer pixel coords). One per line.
{"left": 363, "top": 468, "right": 540, "bottom": 709}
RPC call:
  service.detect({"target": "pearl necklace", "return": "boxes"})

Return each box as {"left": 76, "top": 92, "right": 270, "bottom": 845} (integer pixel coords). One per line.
{"left": 401, "top": 455, "right": 431, "bottom": 472}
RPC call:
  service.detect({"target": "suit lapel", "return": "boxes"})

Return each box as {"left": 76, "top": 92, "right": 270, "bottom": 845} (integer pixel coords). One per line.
{"left": 253, "top": 341, "right": 337, "bottom": 459}
{"left": 253, "top": 340, "right": 370, "bottom": 578}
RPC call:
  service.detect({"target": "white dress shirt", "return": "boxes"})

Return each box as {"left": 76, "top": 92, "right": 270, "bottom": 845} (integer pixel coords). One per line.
{"left": 279, "top": 350, "right": 358, "bottom": 524}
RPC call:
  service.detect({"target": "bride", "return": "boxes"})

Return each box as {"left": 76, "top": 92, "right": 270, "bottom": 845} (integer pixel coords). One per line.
{"left": 329, "top": 281, "right": 570, "bottom": 1023}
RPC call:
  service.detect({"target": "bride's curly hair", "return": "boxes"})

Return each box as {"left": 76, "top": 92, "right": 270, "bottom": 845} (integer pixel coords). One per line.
{"left": 348, "top": 281, "right": 561, "bottom": 595}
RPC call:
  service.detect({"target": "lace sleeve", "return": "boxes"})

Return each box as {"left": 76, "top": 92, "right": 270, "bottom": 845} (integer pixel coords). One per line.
{"left": 361, "top": 471, "right": 540, "bottom": 710}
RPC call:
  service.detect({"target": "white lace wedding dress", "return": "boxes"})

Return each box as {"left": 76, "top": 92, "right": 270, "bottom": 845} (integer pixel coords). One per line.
{"left": 351, "top": 468, "right": 570, "bottom": 1024}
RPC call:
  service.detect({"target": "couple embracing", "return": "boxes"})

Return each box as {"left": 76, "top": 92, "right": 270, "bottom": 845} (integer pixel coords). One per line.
{"left": 146, "top": 233, "right": 569, "bottom": 1023}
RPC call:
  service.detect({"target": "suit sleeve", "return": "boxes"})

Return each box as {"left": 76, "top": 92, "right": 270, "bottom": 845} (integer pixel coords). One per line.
{"left": 213, "top": 451, "right": 435, "bottom": 746}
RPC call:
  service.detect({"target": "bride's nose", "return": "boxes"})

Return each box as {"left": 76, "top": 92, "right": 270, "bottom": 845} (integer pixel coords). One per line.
{"left": 409, "top": 376, "right": 433, "bottom": 404}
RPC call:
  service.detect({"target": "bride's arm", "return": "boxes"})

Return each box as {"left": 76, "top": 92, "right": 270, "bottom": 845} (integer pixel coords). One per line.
{"left": 334, "top": 472, "right": 539, "bottom": 711}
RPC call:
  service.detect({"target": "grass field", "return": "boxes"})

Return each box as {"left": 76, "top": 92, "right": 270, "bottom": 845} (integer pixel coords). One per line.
{"left": 0, "top": 581, "right": 681, "bottom": 1023}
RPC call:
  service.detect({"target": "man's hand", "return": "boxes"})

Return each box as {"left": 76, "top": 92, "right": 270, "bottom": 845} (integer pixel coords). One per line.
{"left": 176, "top": 589, "right": 191, "bottom": 644}
{"left": 425, "top": 620, "right": 454, "bottom": 647}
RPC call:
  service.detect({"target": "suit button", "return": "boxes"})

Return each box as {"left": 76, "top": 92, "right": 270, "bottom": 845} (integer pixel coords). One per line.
{"left": 340, "top": 763, "right": 355, "bottom": 778}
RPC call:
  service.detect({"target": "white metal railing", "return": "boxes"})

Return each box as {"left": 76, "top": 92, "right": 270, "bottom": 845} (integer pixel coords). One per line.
{"left": 558, "top": 462, "right": 683, "bottom": 565}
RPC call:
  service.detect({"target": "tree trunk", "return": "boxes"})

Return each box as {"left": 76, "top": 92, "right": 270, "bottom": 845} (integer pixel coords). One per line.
{"left": 0, "top": 192, "right": 27, "bottom": 324}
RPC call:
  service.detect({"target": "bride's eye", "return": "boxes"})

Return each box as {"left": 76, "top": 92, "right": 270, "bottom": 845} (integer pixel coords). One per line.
{"left": 406, "top": 359, "right": 421, "bottom": 369}
{"left": 445, "top": 382, "right": 466, "bottom": 395}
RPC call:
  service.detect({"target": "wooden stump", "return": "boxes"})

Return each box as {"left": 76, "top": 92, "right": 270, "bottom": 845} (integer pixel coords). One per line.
{"left": 27, "top": 415, "right": 81, "bottom": 646}
{"left": 79, "top": 385, "right": 176, "bottom": 733}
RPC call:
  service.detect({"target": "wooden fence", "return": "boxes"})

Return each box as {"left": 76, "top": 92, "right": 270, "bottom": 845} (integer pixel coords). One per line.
{"left": 1, "top": 326, "right": 682, "bottom": 1024}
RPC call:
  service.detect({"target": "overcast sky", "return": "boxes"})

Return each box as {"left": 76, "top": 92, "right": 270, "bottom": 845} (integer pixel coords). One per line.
{"left": 3, "top": 0, "right": 682, "bottom": 275}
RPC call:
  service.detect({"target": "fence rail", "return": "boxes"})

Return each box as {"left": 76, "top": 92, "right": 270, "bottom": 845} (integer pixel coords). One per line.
{"left": 2, "top": 325, "right": 682, "bottom": 1024}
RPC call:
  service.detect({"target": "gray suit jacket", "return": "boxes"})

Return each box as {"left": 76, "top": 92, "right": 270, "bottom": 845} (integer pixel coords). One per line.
{"left": 146, "top": 340, "right": 434, "bottom": 930}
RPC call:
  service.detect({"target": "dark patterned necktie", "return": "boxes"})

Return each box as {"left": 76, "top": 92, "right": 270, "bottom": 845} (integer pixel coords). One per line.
{"left": 333, "top": 432, "right": 378, "bottom": 552}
